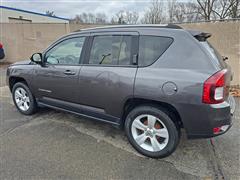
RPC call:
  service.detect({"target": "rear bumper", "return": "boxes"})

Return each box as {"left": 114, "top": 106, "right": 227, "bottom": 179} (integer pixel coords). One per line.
{"left": 187, "top": 117, "right": 232, "bottom": 139}
{"left": 176, "top": 100, "right": 232, "bottom": 139}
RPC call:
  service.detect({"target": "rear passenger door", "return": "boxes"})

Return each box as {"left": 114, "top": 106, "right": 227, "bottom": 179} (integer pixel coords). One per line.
{"left": 77, "top": 32, "right": 139, "bottom": 123}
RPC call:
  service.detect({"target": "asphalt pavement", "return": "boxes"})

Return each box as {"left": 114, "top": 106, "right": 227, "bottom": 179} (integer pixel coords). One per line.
{"left": 0, "top": 67, "right": 6, "bottom": 87}
{"left": 0, "top": 67, "right": 239, "bottom": 179}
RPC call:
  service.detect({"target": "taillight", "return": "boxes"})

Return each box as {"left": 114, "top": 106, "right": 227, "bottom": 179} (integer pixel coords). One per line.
{"left": 202, "top": 69, "right": 227, "bottom": 104}
{"left": 213, "top": 125, "right": 230, "bottom": 134}
{"left": 0, "top": 43, "right": 3, "bottom": 49}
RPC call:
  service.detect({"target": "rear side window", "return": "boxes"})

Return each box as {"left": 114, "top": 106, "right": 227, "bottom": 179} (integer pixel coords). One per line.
{"left": 138, "top": 36, "right": 173, "bottom": 66}
{"left": 89, "top": 35, "right": 132, "bottom": 65}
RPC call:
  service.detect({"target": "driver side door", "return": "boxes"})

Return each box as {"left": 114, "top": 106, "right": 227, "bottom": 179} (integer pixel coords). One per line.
{"left": 33, "top": 36, "right": 86, "bottom": 104}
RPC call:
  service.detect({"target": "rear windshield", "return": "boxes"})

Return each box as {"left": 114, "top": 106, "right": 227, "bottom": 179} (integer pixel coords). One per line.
{"left": 199, "top": 41, "right": 226, "bottom": 68}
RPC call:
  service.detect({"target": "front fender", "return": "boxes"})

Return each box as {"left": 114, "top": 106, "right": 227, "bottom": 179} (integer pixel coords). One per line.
{"left": 7, "top": 65, "right": 35, "bottom": 92}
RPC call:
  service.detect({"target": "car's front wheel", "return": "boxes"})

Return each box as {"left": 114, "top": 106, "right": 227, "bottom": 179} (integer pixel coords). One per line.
{"left": 125, "top": 105, "right": 180, "bottom": 158}
{"left": 12, "top": 82, "right": 37, "bottom": 115}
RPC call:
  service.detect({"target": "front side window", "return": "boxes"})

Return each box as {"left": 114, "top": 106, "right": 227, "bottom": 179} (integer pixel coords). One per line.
{"left": 89, "top": 35, "right": 132, "bottom": 65}
{"left": 138, "top": 36, "right": 173, "bottom": 66}
{"left": 45, "top": 37, "right": 85, "bottom": 65}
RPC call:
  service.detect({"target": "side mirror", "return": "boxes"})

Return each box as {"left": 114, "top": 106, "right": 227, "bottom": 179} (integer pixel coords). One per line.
{"left": 30, "top": 53, "right": 42, "bottom": 64}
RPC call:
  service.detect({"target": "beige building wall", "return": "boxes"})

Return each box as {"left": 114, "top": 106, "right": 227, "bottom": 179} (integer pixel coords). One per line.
{"left": 0, "top": 8, "right": 69, "bottom": 23}
{"left": 180, "top": 22, "right": 240, "bottom": 86}
{"left": 0, "top": 22, "right": 239, "bottom": 85}
{"left": 0, "top": 23, "right": 69, "bottom": 62}
{"left": 69, "top": 24, "right": 104, "bottom": 32}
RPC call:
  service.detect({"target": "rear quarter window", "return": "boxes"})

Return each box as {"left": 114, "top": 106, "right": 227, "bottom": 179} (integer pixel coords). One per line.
{"left": 138, "top": 36, "right": 173, "bottom": 66}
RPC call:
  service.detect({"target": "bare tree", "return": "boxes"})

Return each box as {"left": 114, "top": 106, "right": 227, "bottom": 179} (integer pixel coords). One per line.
{"left": 168, "top": 0, "right": 177, "bottom": 23}
{"left": 213, "top": 0, "right": 237, "bottom": 19}
{"left": 82, "top": 13, "right": 89, "bottom": 23}
{"left": 110, "top": 17, "right": 117, "bottom": 24}
{"left": 116, "top": 10, "right": 126, "bottom": 24}
{"left": 71, "top": 12, "right": 108, "bottom": 24}
{"left": 125, "top": 11, "right": 139, "bottom": 24}
{"left": 196, "top": 0, "right": 217, "bottom": 20}
{"left": 142, "top": 0, "right": 166, "bottom": 24}
{"left": 196, "top": 0, "right": 240, "bottom": 20}
{"left": 166, "top": 1, "right": 202, "bottom": 23}
{"left": 110, "top": 11, "right": 125, "bottom": 24}
{"left": 181, "top": 2, "right": 202, "bottom": 22}
{"left": 88, "top": 13, "right": 95, "bottom": 24}
{"left": 173, "top": 3, "right": 185, "bottom": 23}
{"left": 46, "top": 10, "right": 55, "bottom": 17}
{"left": 111, "top": 10, "right": 139, "bottom": 24}
{"left": 96, "top": 13, "right": 107, "bottom": 24}
{"left": 70, "top": 15, "right": 83, "bottom": 24}
{"left": 229, "top": 0, "right": 240, "bottom": 18}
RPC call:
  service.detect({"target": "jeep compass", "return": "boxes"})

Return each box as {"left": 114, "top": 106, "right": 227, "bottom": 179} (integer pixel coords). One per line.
{"left": 6, "top": 25, "right": 234, "bottom": 158}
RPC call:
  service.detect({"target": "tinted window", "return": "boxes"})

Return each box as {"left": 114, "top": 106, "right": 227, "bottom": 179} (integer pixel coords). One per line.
{"left": 138, "top": 36, "right": 173, "bottom": 66}
{"left": 200, "top": 41, "right": 226, "bottom": 68}
{"left": 45, "top": 37, "right": 85, "bottom": 65}
{"left": 89, "top": 35, "right": 132, "bottom": 65}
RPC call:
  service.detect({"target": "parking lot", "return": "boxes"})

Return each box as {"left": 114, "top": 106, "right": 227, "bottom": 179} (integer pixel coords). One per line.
{"left": 0, "top": 67, "right": 239, "bottom": 179}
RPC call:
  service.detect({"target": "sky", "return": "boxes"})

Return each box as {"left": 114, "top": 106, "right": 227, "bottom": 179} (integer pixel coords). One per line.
{"left": 0, "top": 0, "right": 194, "bottom": 20}
{"left": 0, "top": 0, "right": 155, "bottom": 19}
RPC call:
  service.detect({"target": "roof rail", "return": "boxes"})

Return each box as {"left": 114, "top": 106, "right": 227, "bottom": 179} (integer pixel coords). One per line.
{"left": 73, "top": 23, "right": 182, "bottom": 32}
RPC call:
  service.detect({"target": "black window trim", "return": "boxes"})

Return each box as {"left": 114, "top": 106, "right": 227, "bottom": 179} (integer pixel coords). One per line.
{"left": 83, "top": 32, "right": 139, "bottom": 68}
{"left": 42, "top": 35, "right": 88, "bottom": 67}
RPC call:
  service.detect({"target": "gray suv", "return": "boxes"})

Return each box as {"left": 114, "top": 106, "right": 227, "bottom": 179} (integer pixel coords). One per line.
{"left": 6, "top": 25, "right": 233, "bottom": 158}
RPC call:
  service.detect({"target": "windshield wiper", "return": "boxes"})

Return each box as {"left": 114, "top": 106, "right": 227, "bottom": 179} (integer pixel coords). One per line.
{"left": 99, "top": 53, "right": 111, "bottom": 64}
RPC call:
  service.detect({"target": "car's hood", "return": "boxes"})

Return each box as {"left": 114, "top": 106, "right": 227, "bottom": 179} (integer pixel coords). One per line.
{"left": 11, "top": 60, "right": 32, "bottom": 66}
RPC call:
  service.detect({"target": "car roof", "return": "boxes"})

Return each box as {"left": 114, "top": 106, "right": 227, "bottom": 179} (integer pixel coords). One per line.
{"left": 72, "top": 24, "right": 182, "bottom": 34}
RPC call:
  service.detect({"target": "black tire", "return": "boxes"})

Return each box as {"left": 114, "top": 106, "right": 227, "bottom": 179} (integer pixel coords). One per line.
{"left": 12, "top": 82, "right": 37, "bottom": 115}
{"left": 125, "top": 105, "right": 180, "bottom": 158}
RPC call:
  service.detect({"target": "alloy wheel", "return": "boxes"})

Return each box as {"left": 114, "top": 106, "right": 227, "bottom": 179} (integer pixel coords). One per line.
{"left": 14, "top": 87, "right": 30, "bottom": 111}
{"left": 131, "top": 114, "right": 169, "bottom": 152}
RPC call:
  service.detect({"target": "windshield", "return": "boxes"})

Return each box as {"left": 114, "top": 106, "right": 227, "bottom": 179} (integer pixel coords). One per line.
{"left": 200, "top": 41, "right": 226, "bottom": 68}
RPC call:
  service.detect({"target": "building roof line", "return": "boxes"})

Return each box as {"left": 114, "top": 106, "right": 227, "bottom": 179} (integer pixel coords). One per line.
{"left": 0, "top": 6, "right": 70, "bottom": 21}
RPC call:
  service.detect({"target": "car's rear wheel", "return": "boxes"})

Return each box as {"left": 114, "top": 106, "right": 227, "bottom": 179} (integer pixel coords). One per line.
{"left": 125, "top": 105, "right": 180, "bottom": 158}
{"left": 12, "top": 82, "right": 37, "bottom": 115}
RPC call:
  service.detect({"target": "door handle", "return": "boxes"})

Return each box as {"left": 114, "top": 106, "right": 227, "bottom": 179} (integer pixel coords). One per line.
{"left": 64, "top": 70, "right": 76, "bottom": 75}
